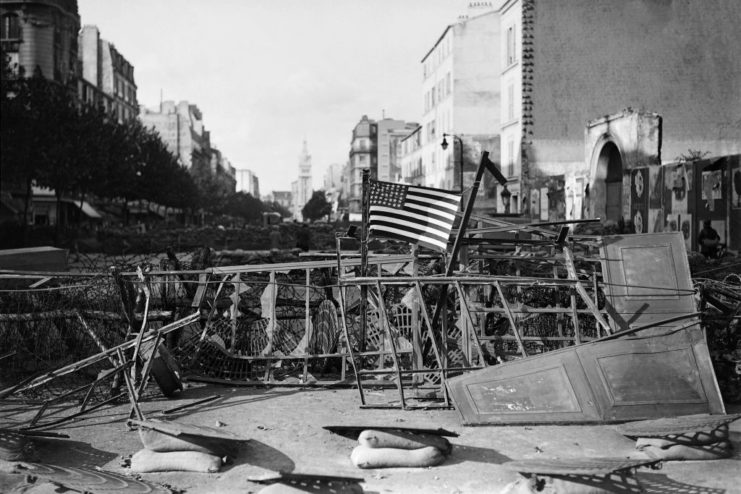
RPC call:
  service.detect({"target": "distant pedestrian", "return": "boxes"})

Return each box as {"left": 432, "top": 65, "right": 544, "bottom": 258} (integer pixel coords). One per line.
{"left": 269, "top": 226, "right": 281, "bottom": 251}
{"left": 296, "top": 223, "right": 311, "bottom": 252}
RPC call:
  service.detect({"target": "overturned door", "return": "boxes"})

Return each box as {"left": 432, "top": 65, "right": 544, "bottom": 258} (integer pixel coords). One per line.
{"left": 447, "top": 232, "right": 724, "bottom": 424}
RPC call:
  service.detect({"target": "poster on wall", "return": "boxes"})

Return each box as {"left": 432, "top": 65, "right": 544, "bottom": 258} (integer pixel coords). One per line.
{"left": 666, "top": 213, "right": 692, "bottom": 251}
{"left": 666, "top": 164, "right": 690, "bottom": 214}
{"left": 649, "top": 166, "right": 662, "bottom": 209}
{"left": 540, "top": 187, "right": 549, "bottom": 221}
{"left": 649, "top": 209, "right": 661, "bottom": 233}
{"left": 732, "top": 162, "right": 741, "bottom": 209}
{"left": 630, "top": 168, "right": 649, "bottom": 233}
{"left": 701, "top": 170, "right": 723, "bottom": 212}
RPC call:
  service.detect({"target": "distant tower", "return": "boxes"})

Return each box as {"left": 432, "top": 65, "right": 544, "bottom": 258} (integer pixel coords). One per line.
{"left": 294, "top": 139, "right": 313, "bottom": 220}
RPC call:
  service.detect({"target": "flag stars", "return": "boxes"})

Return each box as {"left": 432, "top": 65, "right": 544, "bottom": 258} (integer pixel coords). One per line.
{"left": 370, "top": 181, "right": 406, "bottom": 208}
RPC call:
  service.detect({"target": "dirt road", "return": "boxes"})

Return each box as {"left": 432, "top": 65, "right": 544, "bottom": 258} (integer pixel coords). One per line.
{"left": 2, "top": 382, "right": 740, "bottom": 493}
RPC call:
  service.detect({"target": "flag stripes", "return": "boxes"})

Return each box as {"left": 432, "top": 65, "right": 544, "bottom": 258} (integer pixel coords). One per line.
{"left": 368, "top": 180, "right": 462, "bottom": 251}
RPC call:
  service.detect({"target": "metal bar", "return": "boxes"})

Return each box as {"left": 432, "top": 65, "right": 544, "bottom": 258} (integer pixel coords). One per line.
{"left": 160, "top": 395, "right": 221, "bottom": 415}
{"left": 374, "top": 281, "right": 406, "bottom": 409}
{"left": 410, "top": 245, "right": 423, "bottom": 385}
{"left": 343, "top": 275, "right": 586, "bottom": 286}
{"left": 9, "top": 313, "right": 199, "bottom": 394}
{"left": 117, "top": 348, "right": 143, "bottom": 421}
{"left": 454, "top": 281, "right": 488, "bottom": 367}
{"left": 335, "top": 235, "right": 365, "bottom": 405}
{"left": 360, "top": 169, "right": 370, "bottom": 354}
{"left": 570, "top": 288, "right": 582, "bottom": 345}
{"left": 562, "top": 246, "right": 612, "bottom": 334}
{"left": 23, "top": 393, "right": 126, "bottom": 431}
{"left": 494, "top": 281, "right": 528, "bottom": 358}
{"left": 303, "top": 268, "right": 311, "bottom": 382}
{"left": 414, "top": 281, "right": 449, "bottom": 406}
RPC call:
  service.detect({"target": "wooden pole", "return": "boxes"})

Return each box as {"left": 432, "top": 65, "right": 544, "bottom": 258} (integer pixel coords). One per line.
{"left": 430, "top": 152, "right": 492, "bottom": 347}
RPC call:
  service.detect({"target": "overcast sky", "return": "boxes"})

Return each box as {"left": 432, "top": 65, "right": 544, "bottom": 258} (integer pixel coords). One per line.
{"left": 77, "top": 0, "right": 472, "bottom": 194}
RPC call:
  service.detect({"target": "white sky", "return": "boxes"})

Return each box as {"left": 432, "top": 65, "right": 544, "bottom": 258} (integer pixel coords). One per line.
{"left": 77, "top": 0, "right": 471, "bottom": 194}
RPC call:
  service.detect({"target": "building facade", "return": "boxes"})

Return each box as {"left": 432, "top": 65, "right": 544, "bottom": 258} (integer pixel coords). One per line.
{"left": 499, "top": 0, "right": 741, "bottom": 225}
{"left": 236, "top": 169, "right": 260, "bottom": 197}
{"left": 348, "top": 115, "right": 377, "bottom": 214}
{"left": 0, "top": 0, "right": 80, "bottom": 84}
{"left": 139, "top": 101, "right": 209, "bottom": 172}
{"left": 139, "top": 100, "right": 235, "bottom": 196}
{"left": 418, "top": 3, "right": 502, "bottom": 191}
{"left": 377, "top": 118, "right": 418, "bottom": 183}
{"left": 79, "top": 25, "right": 137, "bottom": 122}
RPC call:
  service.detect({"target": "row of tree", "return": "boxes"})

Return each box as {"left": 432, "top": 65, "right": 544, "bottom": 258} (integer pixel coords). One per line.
{"left": 1, "top": 54, "right": 333, "bottom": 232}
{"left": 0, "top": 67, "right": 297, "bottom": 230}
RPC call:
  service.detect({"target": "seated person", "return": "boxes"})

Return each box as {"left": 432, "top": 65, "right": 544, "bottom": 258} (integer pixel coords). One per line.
{"left": 698, "top": 220, "right": 721, "bottom": 258}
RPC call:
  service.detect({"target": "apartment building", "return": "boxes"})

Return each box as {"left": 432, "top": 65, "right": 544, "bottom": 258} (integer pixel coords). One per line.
{"left": 78, "top": 25, "right": 137, "bottom": 123}
{"left": 418, "top": 2, "right": 502, "bottom": 191}
{"left": 0, "top": 0, "right": 80, "bottom": 84}
{"left": 236, "top": 169, "right": 260, "bottom": 197}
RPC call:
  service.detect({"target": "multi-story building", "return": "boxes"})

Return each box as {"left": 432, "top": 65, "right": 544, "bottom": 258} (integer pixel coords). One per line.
{"left": 210, "top": 149, "right": 236, "bottom": 197}
{"left": 79, "top": 25, "right": 137, "bottom": 122}
{"left": 292, "top": 140, "right": 312, "bottom": 221}
{"left": 377, "top": 118, "right": 418, "bottom": 183}
{"left": 347, "top": 115, "right": 377, "bottom": 214}
{"left": 321, "top": 163, "right": 342, "bottom": 220}
{"left": 139, "top": 101, "right": 210, "bottom": 174}
{"left": 0, "top": 0, "right": 80, "bottom": 84}
{"left": 418, "top": 2, "right": 501, "bottom": 191}
{"left": 236, "top": 169, "right": 260, "bottom": 197}
{"left": 498, "top": 0, "right": 741, "bottom": 223}
{"left": 347, "top": 115, "right": 417, "bottom": 213}
{"left": 400, "top": 126, "right": 423, "bottom": 186}
{"left": 267, "top": 191, "right": 292, "bottom": 210}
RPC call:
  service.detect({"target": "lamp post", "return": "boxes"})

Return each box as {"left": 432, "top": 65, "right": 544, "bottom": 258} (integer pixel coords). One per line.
{"left": 441, "top": 133, "right": 464, "bottom": 192}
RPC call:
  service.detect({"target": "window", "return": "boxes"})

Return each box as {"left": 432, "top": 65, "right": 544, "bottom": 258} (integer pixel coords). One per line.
{"left": 506, "top": 25, "right": 517, "bottom": 65}
{"left": 1, "top": 13, "right": 20, "bottom": 39}
{"left": 507, "top": 84, "right": 515, "bottom": 121}
{"left": 507, "top": 139, "right": 515, "bottom": 177}
{"left": 446, "top": 72, "right": 451, "bottom": 95}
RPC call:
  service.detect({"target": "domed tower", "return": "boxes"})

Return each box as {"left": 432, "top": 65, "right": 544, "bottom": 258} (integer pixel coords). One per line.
{"left": 294, "top": 139, "right": 313, "bottom": 220}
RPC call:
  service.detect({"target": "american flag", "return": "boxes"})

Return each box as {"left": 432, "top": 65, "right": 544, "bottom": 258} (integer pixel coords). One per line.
{"left": 368, "top": 180, "right": 462, "bottom": 252}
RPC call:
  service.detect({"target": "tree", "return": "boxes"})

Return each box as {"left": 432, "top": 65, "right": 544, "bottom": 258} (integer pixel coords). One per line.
{"left": 222, "top": 191, "right": 264, "bottom": 224}
{"left": 265, "top": 200, "right": 292, "bottom": 218}
{"left": 301, "top": 190, "right": 332, "bottom": 222}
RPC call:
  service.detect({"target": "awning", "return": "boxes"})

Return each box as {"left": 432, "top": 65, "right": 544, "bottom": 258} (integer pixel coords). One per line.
{"left": 61, "top": 199, "right": 102, "bottom": 219}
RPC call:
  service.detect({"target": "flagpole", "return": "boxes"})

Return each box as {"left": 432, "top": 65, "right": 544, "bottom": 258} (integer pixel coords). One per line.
{"left": 360, "top": 169, "right": 370, "bottom": 354}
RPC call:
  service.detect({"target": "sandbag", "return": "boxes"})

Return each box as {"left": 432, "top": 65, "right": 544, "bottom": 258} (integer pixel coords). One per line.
{"left": 358, "top": 429, "right": 451, "bottom": 454}
{"left": 130, "top": 448, "right": 222, "bottom": 473}
{"left": 350, "top": 445, "right": 444, "bottom": 469}
{"left": 138, "top": 428, "right": 240, "bottom": 458}
{"left": 635, "top": 439, "right": 732, "bottom": 461}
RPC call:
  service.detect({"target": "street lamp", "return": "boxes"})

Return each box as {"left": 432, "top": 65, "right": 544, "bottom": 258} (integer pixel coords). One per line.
{"left": 441, "top": 133, "right": 464, "bottom": 192}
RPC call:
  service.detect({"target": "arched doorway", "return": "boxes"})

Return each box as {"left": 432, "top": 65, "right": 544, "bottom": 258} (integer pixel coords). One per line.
{"left": 601, "top": 142, "right": 623, "bottom": 222}
{"left": 590, "top": 139, "right": 624, "bottom": 223}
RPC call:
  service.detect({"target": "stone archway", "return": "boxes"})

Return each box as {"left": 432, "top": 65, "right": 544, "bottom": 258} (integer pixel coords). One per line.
{"left": 589, "top": 138, "right": 624, "bottom": 223}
